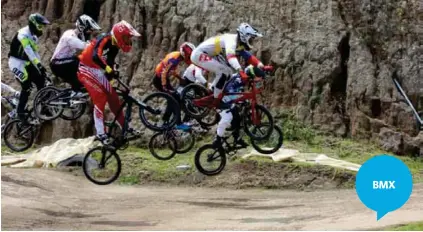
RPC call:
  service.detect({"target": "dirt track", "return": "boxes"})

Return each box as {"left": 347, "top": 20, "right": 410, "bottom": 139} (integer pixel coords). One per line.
{"left": 2, "top": 167, "right": 423, "bottom": 230}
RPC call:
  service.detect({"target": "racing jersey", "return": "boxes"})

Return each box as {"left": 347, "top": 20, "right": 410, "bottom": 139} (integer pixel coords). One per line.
{"left": 154, "top": 51, "right": 183, "bottom": 86}
{"left": 8, "top": 26, "right": 41, "bottom": 65}
{"left": 195, "top": 33, "right": 262, "bottom": 71}
{"left": 78, "top": 33, "right": 119, "bottom": 70}
{"left": 182, "top": 64, "right": 207, "bottom": 84}
{"left": 51, "top": 29, "right": 87, "bottom": 61}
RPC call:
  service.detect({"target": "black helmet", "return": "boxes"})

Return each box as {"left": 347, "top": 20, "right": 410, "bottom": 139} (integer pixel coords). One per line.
{"left": 28, "top": 13, "right": 50, "bottom": 36}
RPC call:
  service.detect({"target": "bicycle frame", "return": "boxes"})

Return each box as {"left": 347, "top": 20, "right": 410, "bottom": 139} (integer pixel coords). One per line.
{"left": 193, "top": 77, "right": 264, "bottom": 125}
{"left": 393, "top": 77, "right": 422, "bottom": 131}
{"left": 106, "top": 78, "right": 160, "bottom": 141}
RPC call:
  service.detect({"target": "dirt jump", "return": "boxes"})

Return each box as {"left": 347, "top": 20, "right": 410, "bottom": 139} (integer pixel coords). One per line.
{"left": 2, "top": 167, "right": 423, "bottom": 230}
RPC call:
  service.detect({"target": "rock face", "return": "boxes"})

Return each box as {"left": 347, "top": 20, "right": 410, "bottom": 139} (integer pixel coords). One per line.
{"left": 1, "top": 0, "right": 422, "bottom": 155}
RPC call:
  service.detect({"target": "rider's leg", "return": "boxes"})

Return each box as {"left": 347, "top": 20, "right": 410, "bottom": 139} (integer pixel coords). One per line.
{"left": 77, "top": 65, "right": 108, "bottom": 137}
{"left": 105, "top": 84, "right": 125, "bottom": 129}
{"left": 191, "top": 50, "right": 232, "bottom": 99}
{"left": 213, "top": 108, "right": 233, "bottom": 148}
{"left": 9, "top": 57, "right": 30, "bottom": 120}
{"left": 51, "top": 58, "right": 83, "bottom": 94}
{"left": 230, "top": 105, "right": 248, "bottom": 147}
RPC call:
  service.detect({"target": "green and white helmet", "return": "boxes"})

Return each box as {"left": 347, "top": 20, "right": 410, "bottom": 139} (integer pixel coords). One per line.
{"left": 28, "top": 13, "right": 50, "bottom": 36}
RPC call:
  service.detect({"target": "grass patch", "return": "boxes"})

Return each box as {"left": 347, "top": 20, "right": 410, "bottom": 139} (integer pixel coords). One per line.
{"left": 382, "top": 221, "right": 423, "bottom": 231}
{"left": 273, "top": 110, "right": 423, "bottom": 183}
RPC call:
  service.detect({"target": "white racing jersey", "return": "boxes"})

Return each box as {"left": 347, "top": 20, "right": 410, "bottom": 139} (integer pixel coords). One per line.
{"left": 51, "top": 29, "right": 87, "bottom": 61}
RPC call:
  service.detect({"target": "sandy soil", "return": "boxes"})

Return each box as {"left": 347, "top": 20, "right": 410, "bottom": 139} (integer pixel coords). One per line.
{"left": 2, "top": 167, "right": 423, "bottom": 230}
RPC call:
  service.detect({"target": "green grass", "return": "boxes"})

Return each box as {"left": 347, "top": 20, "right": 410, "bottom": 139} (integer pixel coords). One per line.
{"left": 383, "top": 221, "right": 423, "bottom": 231}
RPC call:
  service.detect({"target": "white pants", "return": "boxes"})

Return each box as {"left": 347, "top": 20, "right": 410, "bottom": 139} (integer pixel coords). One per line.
{"left": 191, "top": 49, "right": 233, "bottom": 98}
{"left": 8, "top": 57, "right": 29, "bottom": 82}
{"left": 217, "top": 109, "right": 233, "bottom": 137}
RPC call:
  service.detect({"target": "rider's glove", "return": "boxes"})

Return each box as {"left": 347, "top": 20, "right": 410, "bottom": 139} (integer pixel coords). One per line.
{"left": 263, "top": 65, "right": 274, "bottom": 72}
{"left": 36, "top": 63, "right": 47, "bottom": 77}
{"left": 105, "top": 65, "right": 115, "bottom": 80}
{"left": 239, "top": 70, "right": 248, "bottom": 84}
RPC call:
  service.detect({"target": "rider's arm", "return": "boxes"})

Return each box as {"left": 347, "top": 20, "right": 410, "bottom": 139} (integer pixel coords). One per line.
{"left": 18, "top": 33, "right": 41, "bottom": 66}
{"left": 238, "top": 50, "right": 264, "bottom": 68}
{"left": 194, "top": 66, "right": 207, "bottom": 85}
{"left": 224, "top": 39, "right": 242, "bottom": 71}
{"left": 161, "top": 58, "right": 179, "bottom": 87}
{"left": 92, "top": 35, "right": 112, "bottom": 72}
{"left": 67, "top": 35, "right": 88, "bottom": 50}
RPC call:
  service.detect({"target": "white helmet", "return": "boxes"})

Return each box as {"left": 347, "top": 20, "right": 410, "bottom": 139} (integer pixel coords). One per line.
{"left": 237, "top": 23, "right": 263, "bottom": 50}
{"left": 76, "top": 14, "right": 101, "bottom": 34}
{"left": 180, "top": 42, "right": 196, "bottom": 60}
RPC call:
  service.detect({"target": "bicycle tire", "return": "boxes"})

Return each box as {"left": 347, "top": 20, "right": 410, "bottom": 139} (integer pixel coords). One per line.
{"left": 82, "top": 146, "right": 121, "bottom": 185}
{"left": 198, "top": 109, "right": 220, "bottom": 128}
{"left": 243, "top": 104, "right": 274, "bottom": 140}
{"left": 3, "top": 119, "right": 36, "bottom": 152}
{"left": 148, "top": 132, "right": 177, "bottom": 160}
{"left": 175, "top": 130, "right": 195, "bottom": 154}
{"left": 180, "top": 84, "right": 211, "bottom": 119}
{"left": 139, "top": 92, "right": 180, "bottom": 131}
{"left": 250, "top": 125, "right": 283, "bottom": 154}
{"left": 194, "top": 144, "right": 226, "bottom": 176}
{"left": 60, "top": 102, "right": 87, "bottom": 120}
{"left": 33, "top": 86, "right": 64, "bottom": 121}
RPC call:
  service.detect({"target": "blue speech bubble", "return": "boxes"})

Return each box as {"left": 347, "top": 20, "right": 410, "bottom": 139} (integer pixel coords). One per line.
{"left": 355, "top": 154, "right": 413, "bottom": 220}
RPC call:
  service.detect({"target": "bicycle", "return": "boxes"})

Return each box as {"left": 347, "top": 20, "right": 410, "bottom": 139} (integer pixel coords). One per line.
{"left": 1, "top": 95, "right": 19, "bottom": 134}
{"left": 147, "top": 119, "right": 214, "bottom": 161}
{"left": 181, "top": 69, "right": 274, "bottom": 140}
{"left": 82, "top": 74, "right": 181, "bottom": 185}
{"left": 33, "top": 84, "right": 89, "bottom": 121}
{"left": 2, "top": 76, "right": 53, "bottom": 152}
{"left": 2, "top": 107, "right": 42, "bottom": 152}
{"left": 194, "top": 121, "right": 283, "bottom": 176}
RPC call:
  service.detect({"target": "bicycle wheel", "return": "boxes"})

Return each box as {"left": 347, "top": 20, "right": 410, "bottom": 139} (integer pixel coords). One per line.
{"left": 82, "top": 146, "right": 121, "bottom": 185}
{"left": 198, "top": 109, "right": 220, "bottom": 128}
{"left": 250, "top": 124, "right": 283, "bottom": 154}
{"left": 3, "top": 119, "right": 36, "bottom": 152}
{"left": 243, "top": 104, "right": 274, "bottom": 140}
{"left": 60, "top": 101, "right": 87, "bottom": 120}
{"left": 180, "top": 84, "right": 211, "bottom": 119}
{"left": 175, "top": 129, "right": 195, "bottom": 154}
{"left": 139, "top": 92, "right": 180, "bottom": 131}
{"left": 148, "top": 132, "right": 177, "bottom": 160}
{"left": 33, "top": 86, "right": 64, "bottom": 121}
{"left": 194, "top": 144, "right": 226, "bottom": 176}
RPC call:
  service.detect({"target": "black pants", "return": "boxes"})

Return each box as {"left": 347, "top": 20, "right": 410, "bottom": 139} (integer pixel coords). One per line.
{"left": 17, "top": 64, "right": 45, "bottom": 118}
{"left": 50, "top": 57, "right": 82, "bottom": 91}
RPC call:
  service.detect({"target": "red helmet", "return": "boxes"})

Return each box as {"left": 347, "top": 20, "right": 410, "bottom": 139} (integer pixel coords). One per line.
{"left": 180, "top": 42, "right": 195, "bottom": 64}
{"left": 111, "top": 20, "right": 141, "bottom": 53}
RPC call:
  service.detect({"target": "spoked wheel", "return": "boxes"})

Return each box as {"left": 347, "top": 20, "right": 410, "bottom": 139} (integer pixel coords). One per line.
{"left": 82, "top": 146, "right": 121, "bottom": 185}
{"left": 175, "top": 129, "right": 195, "bottom": 154}
{"left": 148, "top": 132, "right": 177, "bottom": 160}
{"left": 243, "top": 104, "right": 274, "bottom": 140}
{"left": 33, "top": 86, "right": 64, "bottom": 121}
{"left": 198, "top": 109, "right": 220, "bottom": 128}
{"left": 140, "top": 92, "right": 180, "bottom": 131}
{"left": 60, "top": 99, "right": 87, "bottom": 120}
{"left": 3, "top": 119, "right": 36, "bottom": 152}
{"left": 250, "top": 124, "right": 283, "bottom": 154}
{"left": 194, "top": 144, "right": 226, "bottom": 176}
{"left": 181, "top": 84, "right": 211, "bottom": 119}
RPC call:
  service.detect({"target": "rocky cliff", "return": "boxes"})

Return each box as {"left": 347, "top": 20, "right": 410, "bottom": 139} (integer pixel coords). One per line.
{"left": 1, "top": 0, "right": 422, "bottom": 155}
